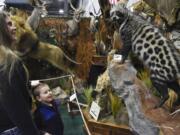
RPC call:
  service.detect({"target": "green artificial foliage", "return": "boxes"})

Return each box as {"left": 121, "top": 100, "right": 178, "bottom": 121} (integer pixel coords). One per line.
{"left": 109, "top": 92, "right": 123, "bottom": 118}
{"left": 83, "top": 86, "right": 93, "bottom": 106}
{"left": 59, "top": 79, "right": 66, "bottom": 88}
{"left": 137, "top": 70, "right": 160, "bottom": 97}
{"left": 137, "top": 70, "right": 152, "bottom": 89}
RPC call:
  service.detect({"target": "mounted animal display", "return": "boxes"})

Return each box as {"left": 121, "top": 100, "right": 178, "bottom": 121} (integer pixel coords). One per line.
{"left": 89, "top": 0, "right": 101, "bottom": 33}
{"left": 37, "top": 16, "right": 96, "bottom": 81}
{"left": 89, "top": 0, "right": 106, "bottom": 55}
{"left": 65, "top": 0, "right": 85, "bottom": 36}
{"left": 89, "top": 1, "right": 116, "bottom": 56}
{"left": 90, "top": 0, "right": 123, "bottom": 56}
{"left": 110, "top": 4, "right": 180, "bottom": 108}
{"left": 11, "top": 5, "right": 81, "bottom": 75}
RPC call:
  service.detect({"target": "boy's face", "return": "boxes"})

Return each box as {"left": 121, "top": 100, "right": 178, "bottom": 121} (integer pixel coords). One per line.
{"left": 37, "top": 85, "right": 53, "bottom": 104}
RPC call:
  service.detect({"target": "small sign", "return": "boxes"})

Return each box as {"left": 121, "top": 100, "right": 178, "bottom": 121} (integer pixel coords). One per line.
{"left": 113, "top": 54, "right": 122, "bottom": 62}
{"left": 89, "top": 101, "right": 101, "bottom": 121}
{"left": 69, "top": 93, "right": 76, "bottom": 101}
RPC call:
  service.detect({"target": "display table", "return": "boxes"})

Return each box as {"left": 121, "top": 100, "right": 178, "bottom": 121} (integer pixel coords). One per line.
{"left": 82, "top": 110, "right": 133, "bottom": 135}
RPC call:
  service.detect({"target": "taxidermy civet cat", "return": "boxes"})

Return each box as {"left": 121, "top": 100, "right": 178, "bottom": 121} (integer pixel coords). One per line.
{"left": 110, "top": 4, "right": 180, "bottom": 108}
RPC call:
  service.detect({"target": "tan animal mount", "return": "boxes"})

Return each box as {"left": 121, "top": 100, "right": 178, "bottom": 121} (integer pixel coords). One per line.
{"left": 11, "top": 9, "right": 81, "bottom": 74}
{"left": 65, "top": 0, "right": 85, "bottom": 36}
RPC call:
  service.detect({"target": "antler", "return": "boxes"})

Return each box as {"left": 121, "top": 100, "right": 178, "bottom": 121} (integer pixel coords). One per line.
{"left": 27, "top": 1, "right": 48, "bottom": 31}
{"left": 77, "top": 0, "right": 84, "bottom": 13}
{"left": 68, "top": 0, "right": 85, "bottom": 22}
{"left": 90, "top": 0, "right": 101, "bottom": 15}
{"left": 69, "top": 0, "right": 84, "bottom": 13}
{"left": 68, "top": 0, "right": 77, "bottom": 11}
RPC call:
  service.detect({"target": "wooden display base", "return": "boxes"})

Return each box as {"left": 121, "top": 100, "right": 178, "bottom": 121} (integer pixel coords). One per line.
{"left": 83, "top": 110, "right": 133, "bottom": 135}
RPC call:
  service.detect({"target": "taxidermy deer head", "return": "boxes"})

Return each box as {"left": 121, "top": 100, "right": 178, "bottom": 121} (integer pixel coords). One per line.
{"left": 89, "top": 0, "right": 101, "bottom": 33}
{"left": 66, "top": 0, "right": 85, "bottom": 36}
{"left": 27, "top": 1, "right": 48, "bottom": 31}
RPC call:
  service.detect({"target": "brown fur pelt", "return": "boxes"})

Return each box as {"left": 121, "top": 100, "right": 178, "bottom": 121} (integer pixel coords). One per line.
{"left": 112, "top": 30, "right": 123, "bottom": 50}
{"left": 75, "top": 19, "right": 96, "bottom": 80}
{"left": 97, "top": 18, "right": 114, "bottom": 54}
{"left": 29, "top": 41, "right": 73, "bottom": 74}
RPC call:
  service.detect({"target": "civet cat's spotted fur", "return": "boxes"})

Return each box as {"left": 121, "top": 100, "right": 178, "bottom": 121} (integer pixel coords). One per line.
{"left": 110, "top": 4, "right": 180, "bottom": 108}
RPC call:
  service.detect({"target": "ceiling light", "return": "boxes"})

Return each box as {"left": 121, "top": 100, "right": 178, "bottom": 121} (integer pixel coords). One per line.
{"left": 59, "top": 9, "right": 64, "bottom": 14}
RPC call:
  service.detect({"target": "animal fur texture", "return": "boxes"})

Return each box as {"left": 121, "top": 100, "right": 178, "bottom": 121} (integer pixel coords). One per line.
{"left": 110, "top": 4, "right": 180, "bottom": 108}
{"left": 65, "top": 0, "right": 84, "bottom": 36}
{"left": 11, "top": 16, "right": 38, "bottom": 54}
{"left": 11, "top": 15, "right": 79, "bottom": 74}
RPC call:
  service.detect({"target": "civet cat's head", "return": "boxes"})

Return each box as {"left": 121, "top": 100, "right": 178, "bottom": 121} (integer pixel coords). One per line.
{"left": 110, "top": 4, "right": 128, "bottom": 28}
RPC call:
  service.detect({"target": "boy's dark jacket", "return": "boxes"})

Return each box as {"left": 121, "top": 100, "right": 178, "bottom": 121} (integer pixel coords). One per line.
{"left": 34, "top": 100, "right": 64, "bottom": 135}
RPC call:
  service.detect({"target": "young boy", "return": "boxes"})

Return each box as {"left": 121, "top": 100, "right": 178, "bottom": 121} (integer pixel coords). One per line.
{"left": 33, "top": 83, "right": 64, "bottom": 135}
